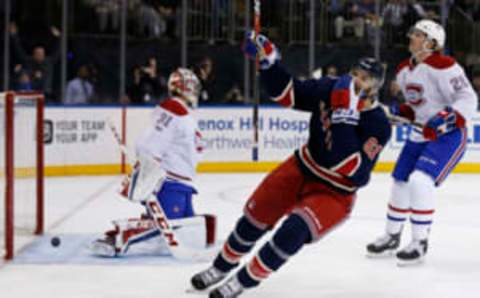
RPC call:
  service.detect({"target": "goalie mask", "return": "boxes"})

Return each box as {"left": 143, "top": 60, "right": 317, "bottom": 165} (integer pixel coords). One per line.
{"left": 167, "top": 68, "right": 202, "bottom": 108}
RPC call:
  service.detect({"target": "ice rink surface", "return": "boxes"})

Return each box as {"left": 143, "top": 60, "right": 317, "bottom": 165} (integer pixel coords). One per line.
{"left": 0, "top": 173, "right": 479, "bottom": 298}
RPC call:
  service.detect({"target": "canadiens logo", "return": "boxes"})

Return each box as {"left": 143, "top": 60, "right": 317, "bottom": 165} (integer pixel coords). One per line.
{"left": 405, "top": 84, "right": 425, "bottom": 107}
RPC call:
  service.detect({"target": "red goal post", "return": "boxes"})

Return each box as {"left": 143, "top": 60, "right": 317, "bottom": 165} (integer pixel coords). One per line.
{"left": 0, "top": 91, "right": 44, "bottom": 260}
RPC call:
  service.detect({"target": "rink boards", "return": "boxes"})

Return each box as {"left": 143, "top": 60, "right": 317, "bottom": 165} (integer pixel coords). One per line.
{"left": 41, "top": 106, "right": 480, "bottom": 176}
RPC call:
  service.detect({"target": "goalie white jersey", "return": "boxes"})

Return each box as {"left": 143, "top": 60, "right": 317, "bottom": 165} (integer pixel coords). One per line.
{"left": 396, "top": 52, "right": 478, "bottom": 142}
{"left": 135, "top": 97, "right": 202, "bottom": 183}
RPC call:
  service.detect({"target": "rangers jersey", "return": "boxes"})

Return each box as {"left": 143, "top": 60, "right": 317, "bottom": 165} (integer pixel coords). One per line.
{"left": 261, "top": 63, "right": 391, "bottom": 194}
{"left": 396, "top": 52, "right": 478, "bottom": 142}
{"left": 135, "top": 97, "right": 202, "bottom": 184}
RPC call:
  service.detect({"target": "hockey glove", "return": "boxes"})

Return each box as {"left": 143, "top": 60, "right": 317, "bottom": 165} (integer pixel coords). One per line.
{"left": 244, "top": 31, "right": 280, "bottom": 70}
{"left": 423, "top": 107, "right": 466, "bottom": 141}
{"left": 389, "top": 103, "right": 415, "bottom": 122}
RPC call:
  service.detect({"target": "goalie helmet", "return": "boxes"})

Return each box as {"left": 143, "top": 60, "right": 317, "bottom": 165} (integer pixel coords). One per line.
{"left": 352, "top": 57, "right": 386, "bottom": 92}
{"left": 409, "top": 19, "right": 446, "bottom": 50}
{"left": 167, "top": 68, "right": 202, "bottom": 107}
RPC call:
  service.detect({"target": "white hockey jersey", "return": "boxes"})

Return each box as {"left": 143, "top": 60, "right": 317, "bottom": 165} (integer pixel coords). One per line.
{"left": 396, "top": 52, "right": 478, "bottom": 142}
{"left": 135, "top": 97, "right": 202, "bottom": 184}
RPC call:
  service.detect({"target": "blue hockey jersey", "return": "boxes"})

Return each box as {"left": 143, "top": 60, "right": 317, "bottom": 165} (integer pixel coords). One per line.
{"left": 261, "top": 63, "right": 391, "bottom": 193}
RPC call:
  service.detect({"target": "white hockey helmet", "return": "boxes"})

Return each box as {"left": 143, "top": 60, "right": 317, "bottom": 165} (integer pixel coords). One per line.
{"left": 410, "top": 19, "right": 446, "bottom": 50}
{"left": 167, "top": 68, "right": 202, "bottom": 107}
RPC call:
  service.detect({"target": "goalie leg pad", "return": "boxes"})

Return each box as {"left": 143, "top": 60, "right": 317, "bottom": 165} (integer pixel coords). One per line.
{"left": 155, "top": 180, "right": 197, "bottom": 219}
{"left": 169, "top": 214, "right": 217, "bottom": 249}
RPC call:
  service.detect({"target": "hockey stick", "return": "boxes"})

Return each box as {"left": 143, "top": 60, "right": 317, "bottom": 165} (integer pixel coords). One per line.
{"left": 105, "top": 118, "right": 214, "bottom": 262}
{"left": 379, "top": 103, "right": 424, "bottom": 129}
{"left": 252, "top": 0, "right": 261, "bottom": 161}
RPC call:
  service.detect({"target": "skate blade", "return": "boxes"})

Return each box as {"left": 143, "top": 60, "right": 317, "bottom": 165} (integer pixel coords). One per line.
{"left": 366, "top": 250, "right": 396, "bottom": 259}
{"left": 396, "top": 257, "right": 425, "bottom": 267}
{"left": 185, "top": 287, "right": 208, "bottom": 295}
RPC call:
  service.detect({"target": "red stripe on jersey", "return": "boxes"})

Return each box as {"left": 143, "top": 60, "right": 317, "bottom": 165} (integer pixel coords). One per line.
{"left": 299, "top": 145, "right": 357, "bottom": 193}
{"left": 272, "top": 80, "right": 294, "bottom": 108}
{"left": 330, "top": 153, "right": 361, "bottom": 177}
{"left": 331, "top": 89, "right": 350, "bottom": 109}
{"left": 388, "top": 204, "right": 410, "bottom": 213}
{"left": 160, "top": 98, "right": 189, "bottom": 116}
{"left": 248, "top": 256, "right": 272, "bottom": 280}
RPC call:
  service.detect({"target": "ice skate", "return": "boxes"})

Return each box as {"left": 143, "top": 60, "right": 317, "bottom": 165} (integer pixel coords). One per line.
{"left": 209, "top": 276, "right": 244, "bottom": 298}
{"left": 366, "top": 233, "right": 400, "bottom": 257}
{"left": 396, "top": 239, "right": 428, "bottom": 266}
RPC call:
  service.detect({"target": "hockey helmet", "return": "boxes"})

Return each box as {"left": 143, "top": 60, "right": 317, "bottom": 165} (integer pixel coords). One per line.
{"left": 352, "top": 57, "right": 386, "bottom": 91}
{"left": 409, "top": 19, "right": 445, "bottom": 50}
{"left": 167, "top": 68, "right": 202, "bottom": 107}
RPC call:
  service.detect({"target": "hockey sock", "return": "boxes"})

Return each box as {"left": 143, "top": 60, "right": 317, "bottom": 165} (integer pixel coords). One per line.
{"left": 409, "top": 171, "right": 435, "bottom": 240}
{"left": 237, "top": 214, "right": 311, "bottom": 288}
{"left": 386, "top": 180, "right": 410, "bottom": 235}
{"left": 213, "top": 216, "right": 267, "bottom": 273}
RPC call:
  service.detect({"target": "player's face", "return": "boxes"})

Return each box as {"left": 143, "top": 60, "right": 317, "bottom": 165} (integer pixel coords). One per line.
{"left": 408, "top": 29, "right": 427, "bottom": 54}
{"left": 354, "top": 69, "right": 375, "bottom": 93}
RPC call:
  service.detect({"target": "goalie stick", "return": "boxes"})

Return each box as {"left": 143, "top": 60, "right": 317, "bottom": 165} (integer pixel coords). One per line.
{"left": 106, "top": 118, "right": 214, "bottom": 262}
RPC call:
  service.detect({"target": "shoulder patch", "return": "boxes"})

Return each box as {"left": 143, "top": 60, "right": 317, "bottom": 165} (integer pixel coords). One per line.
{"left": 424, "top": 53, "right": 455, "bottom": 70}
{"left": 333, "top": 74, "right": 353, "bottom": 90}
{"left": 396, "top": 59, "right": 410, "bottom": 74}
{"left": 159, "top": 98, "right": 189, "bottom": 116}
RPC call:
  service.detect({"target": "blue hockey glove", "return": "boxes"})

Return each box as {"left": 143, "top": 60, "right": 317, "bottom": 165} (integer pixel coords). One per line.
{"left": 244, "top": 31, "right": 280, "bottom": 69}
{"left": 423, "top": 107, "right": 465, "bottom": 141}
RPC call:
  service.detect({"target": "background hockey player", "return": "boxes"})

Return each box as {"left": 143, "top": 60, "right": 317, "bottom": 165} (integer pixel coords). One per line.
{"left": 91, "top": 68, "right": 216, "bottom": 257}
{"left": 189, "top": 32, "right": 391, "bottom": 298}
{"left": 366, "top": 19, "right": 478, "bottom": 265}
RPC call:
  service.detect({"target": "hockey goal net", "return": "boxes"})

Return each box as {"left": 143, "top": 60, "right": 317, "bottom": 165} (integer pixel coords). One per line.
{"left": 0, "top": 91, "right": 44, "bottom": 260}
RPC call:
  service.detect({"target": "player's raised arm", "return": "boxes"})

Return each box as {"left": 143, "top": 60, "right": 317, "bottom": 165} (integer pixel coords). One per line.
{"left": 244, "top": 31, "right": 336, "bottom": 112}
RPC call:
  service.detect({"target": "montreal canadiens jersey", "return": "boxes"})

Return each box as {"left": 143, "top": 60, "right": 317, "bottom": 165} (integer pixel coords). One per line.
{"left": 135, "top": 97, "right": 202, "bottom": 184}
{"left": 261, "top": 63, "right": 391, "bottom": 193}
{"left": 396, "top": 52, "right": 478, "bottom": 142}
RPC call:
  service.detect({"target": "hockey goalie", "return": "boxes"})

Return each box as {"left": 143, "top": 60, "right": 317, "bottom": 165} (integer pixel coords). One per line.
{"left": 91, "top": 68, "right": 216, "bottom": 257}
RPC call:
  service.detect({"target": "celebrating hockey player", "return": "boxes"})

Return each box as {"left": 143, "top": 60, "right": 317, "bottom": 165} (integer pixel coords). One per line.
{"left": 189, "top": 32, "right": 391, "bottom": 298}
{"left": 91, "top": 68, "right": 216, "bottom": 257}
{"left": 366, "top": 20, "right": 478, "bottom": 265}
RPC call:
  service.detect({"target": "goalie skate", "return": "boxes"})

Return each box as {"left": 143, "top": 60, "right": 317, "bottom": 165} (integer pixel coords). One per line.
{"left": 91, "top": 231, "right": 119, "bottom": 257}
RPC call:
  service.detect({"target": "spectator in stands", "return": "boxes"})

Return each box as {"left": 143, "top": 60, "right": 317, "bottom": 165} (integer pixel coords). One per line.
{"left": 9, "top": 22, "right": 61, "bottom": 100}
{"left": 192, "top": 56, "right": 214, "bottom": 103}
{"left": 334, "top": 0, "right": 378, "bottom": 45}
{"left": 404, "top": 0, "right": 438, "bottom": 27}
{"left": 64, "top": 65, "right": 95, "bottom": 105}
{"left": 14, "top": 70, "right": 33, "bottom": 92}
{"left": 382, "top": 0, "right": 409, "bottom": 46}
{"left": 139, "top": 0, "right": 179, "bottom": 39}
{"left": 125, "top": 57, "right": 166, "bottom": 104}
{"left": 325, "top": 64, "right": 339, "bottom": 78}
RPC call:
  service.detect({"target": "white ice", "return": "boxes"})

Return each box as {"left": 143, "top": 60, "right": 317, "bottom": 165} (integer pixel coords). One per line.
{"left": 0, "top": 173, "right": 479, "bottom": 298}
